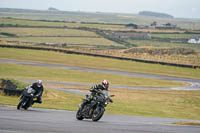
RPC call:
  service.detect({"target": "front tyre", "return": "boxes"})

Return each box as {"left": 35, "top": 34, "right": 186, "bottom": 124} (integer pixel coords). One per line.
{"left": 92, "top": 107, "right": 104, "bottom": 121}
{"left": 24, "top": 105, "right": 30, "bottom": 110}
{"left": 17, "top": 100, "right": 23, "bottom": 110}
{"left": 76, "top": 108, "right": 84, "bottom": 120}
{"left": 24, "top": 99, "right": 32, "bottom": 110}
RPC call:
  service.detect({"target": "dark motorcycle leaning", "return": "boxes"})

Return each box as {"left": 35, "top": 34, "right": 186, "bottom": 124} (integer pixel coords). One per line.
{"left": 76, "top": 90, "right": 114, "bottom": 121}
{"left": 17, "top": 85, "right": 35, "bottom": 110}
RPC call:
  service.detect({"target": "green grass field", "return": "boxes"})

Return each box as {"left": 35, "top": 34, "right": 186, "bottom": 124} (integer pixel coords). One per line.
{"left": 0, "top": 26, "right": 124, "bottom": 48}
{"left": 0, "top": 47, "right": 200, "bottom": 79}
{"left": 151, "top": 33, "right": 195, "bottom": 39}
{"left": 0, "top": 47, "right": 200, "bottom": 120}
{"left": 0, "top": 18, "right": 125, "bottom": 30}
{"left": 0, "top": 27, "right": 99, "bottom": 37}
{"left": 0, "top": 62, "right": 186, "bottom": 87}
{"left": 127, "top": 40, "right": 200, "bottom": 50}
{"left": 125, "top": 40, "right": 200, "bottom": 65}
{"left": 0, "top": 18, "right": 200, "bottom": 66}
{"left": 0, "top": 88, "right": 83, "bottom": 111}
{"left": 106, "top": 89, "right": 200, "bottom": 120}
{"left": 0, "top": 17, "right": 199, "bottom": 66}
{"left": 0, "top": 37, "right": 122, "bottom": 47}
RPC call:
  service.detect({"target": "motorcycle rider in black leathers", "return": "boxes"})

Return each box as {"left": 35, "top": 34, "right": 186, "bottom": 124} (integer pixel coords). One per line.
{"left": 19, "top": 80, "right": 43, "bottom": 105}
{"left": 17, "top": 80, "right": 43, "bottom": 110}
{"left": 31, "top": 80, "right": 44, "bottom": 104}
{"left": 80, "top": 80, "right": 109, "bottom": 109}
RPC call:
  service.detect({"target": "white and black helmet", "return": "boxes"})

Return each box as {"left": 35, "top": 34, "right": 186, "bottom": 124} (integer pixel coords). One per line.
{"left": 102, "top": 79, "right": 109, "bottom": 90}
{"left": 36, "top": 80, "right": 43, "bottom": 87}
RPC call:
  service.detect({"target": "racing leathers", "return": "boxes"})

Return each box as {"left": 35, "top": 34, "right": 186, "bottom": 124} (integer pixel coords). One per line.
{"left": 31, "top": 82, "right": 44, "bottom": 104}
{"left": 81, "top": 84, "right": 106, "bottom": 109}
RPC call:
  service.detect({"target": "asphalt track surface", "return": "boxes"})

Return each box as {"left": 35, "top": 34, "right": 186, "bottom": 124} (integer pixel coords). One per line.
{"left": 1, "top": 106, "right": 200, "bottom": 133}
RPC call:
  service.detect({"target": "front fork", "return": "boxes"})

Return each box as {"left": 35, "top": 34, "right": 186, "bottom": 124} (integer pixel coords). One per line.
{"left": 78, "top": 104, "right": 82, "bottom": 109}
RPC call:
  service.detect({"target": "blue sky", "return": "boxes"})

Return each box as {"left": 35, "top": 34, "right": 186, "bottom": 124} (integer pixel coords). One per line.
{"left": 0, "top": 0, "right": 200, "bottom": 18}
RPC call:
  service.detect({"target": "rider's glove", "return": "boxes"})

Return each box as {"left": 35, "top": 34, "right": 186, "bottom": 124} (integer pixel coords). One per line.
{"left": 109, "top": 98, "right": 113, "bottom": 103}
{"left": 34, "top": 95, "right": 38, "bottom": 98}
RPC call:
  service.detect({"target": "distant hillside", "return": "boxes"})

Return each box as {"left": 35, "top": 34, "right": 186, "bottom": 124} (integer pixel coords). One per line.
{"left": 48, "top": 7, "right": 60, "bottom": 11}
{"left": 0, "top": 8, "right": 200, "bottom": 29}
{"left": 139, "top": 11, "right": 174, "bottom": 19}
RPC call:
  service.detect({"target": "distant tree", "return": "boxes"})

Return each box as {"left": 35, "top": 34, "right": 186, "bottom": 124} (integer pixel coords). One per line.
{"left": 151, "top": 21, "right": 157, "bottom": 26}
{"left": 48, "top": 7, "right": 59, "bottom": 11}
{"left": 139, "top": 11, "right": 174, "bottom": 19}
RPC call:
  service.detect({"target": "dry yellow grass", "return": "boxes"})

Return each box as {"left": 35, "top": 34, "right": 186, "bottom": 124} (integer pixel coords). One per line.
{"left": 108, "top": 28, "right": 184, "bottom": 33}
{"left": 172, "top": 121, "right": 200, "bottom": 126}
{"left": 74, "top": 47, "right": 200, "bottom": 66}
{"left": 106, "top": 88, "right": 200, "bottom": 119}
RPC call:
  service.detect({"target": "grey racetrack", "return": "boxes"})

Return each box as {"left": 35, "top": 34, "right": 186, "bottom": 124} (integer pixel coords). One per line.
{"left": 0, "top": 106, "right": 200, "bottom": 133}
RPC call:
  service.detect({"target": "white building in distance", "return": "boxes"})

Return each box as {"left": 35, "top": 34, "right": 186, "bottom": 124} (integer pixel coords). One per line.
{"left": 188, "top": 38, "right": 200, "bottom": 44}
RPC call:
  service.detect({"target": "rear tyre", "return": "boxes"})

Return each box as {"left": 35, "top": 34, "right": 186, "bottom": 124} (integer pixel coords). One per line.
{"left": 76, "top": 108, "right": 84, "bottom": 120}
{"left": 92, "top": 107, "right": 104, "bottom": 121}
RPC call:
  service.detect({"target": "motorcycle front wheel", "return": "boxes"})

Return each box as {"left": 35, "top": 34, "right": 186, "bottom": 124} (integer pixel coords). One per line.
{"left": 17, "top": 100, "right": 23, "bottom": 110}
{"left": 24, "top": 99, "right": 33, "bottom": 110}
{"left": 92, "top": 107, "right": 104, "bottom": 121}
{"left": 24, "top": 104, "right": 30, "bottom": 110}
{"left": 76, "top": 108, "right": 84, "bottom": 120}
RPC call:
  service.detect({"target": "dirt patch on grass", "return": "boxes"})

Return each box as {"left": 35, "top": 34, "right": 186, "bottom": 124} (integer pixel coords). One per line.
{"left": 172, "top": 121, "right": 200, "bottom": 126}
{"left": 124, "top": 47, "right": 196, "bottom": 56}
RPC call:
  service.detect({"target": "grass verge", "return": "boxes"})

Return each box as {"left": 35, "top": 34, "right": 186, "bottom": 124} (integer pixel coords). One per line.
{"left": 0, "top": 88, "right": 83, "bottom": 111}
{"left": 0, "top": 63, "right": 187, "bottom": 87}
{"left": 106, "top": 88, "right": 200, "bottom": 120}
{"left": 0, "top": 47, "right": 200, "bottom": 79}
{"left": 172, "top": 121, "right": 200, "bottom": 126}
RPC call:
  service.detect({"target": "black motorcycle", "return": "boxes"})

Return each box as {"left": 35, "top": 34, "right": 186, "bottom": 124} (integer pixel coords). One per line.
{"left": 76, "top": 90, "right": 114, "bottom": 121}
{"left": 17, "top": 85, "right": 35, "bottom": 110}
